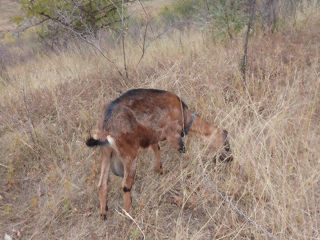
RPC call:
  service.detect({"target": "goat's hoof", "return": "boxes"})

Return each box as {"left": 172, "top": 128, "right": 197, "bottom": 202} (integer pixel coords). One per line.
{"left": 155, "top": 167, "right": 166, "bottom": 175}
{"left": 155, "top": 164, "right": 164, "bottom": 175}
{"left": 159, "top": 168, "right": 165, "bottom": 175}
{"left": 100, "top": 213, "right": 107, "bottom": 221}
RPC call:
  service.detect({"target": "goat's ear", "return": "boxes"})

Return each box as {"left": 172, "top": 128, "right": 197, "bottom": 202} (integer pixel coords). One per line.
{"left": 220, "top": 129, "right": 233, "bottom": 162}
{"left": 222, "top": 130, "right": 228, "bottom": 140}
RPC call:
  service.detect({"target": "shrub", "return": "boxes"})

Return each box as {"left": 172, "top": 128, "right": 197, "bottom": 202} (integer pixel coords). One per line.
{"left": 208, "top": 0, "right": 248, "bottom": 40}
{"left": 15, "top": 0, "right": 124, "bottom": 42}
{"left": 159, "top": 0, "right": 201, "bottom": 25}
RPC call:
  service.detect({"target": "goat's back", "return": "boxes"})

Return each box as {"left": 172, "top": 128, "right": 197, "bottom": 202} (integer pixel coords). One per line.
{"left": 100, "top": 89, "right": 187, "bottom": 148}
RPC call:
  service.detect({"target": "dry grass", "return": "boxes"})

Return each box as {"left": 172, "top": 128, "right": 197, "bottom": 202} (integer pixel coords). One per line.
{"left": 1, "top": 8, "right": 320, "bottom": 240}
{"left": 0, "top": 0, "right": 20, "bottom": 36}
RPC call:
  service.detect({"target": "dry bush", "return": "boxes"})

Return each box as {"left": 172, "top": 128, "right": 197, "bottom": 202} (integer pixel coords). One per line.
{"left": 0, "top": 10, "right": 319, "bottom": 240}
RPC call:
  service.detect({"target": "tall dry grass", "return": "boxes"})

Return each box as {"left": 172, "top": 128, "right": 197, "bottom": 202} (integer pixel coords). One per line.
{"left": 0, "top": 9, "right": 319, "bottom": 240}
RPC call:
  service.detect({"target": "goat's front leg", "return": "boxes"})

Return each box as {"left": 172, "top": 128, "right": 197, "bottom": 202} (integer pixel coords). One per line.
{"left": 121, "top": 156, "right": 137, "bottom": 212}
{"left": 97, "top": 147, "right": 112, "bottom": 220}
{"left": 151, "top": 144, "right": 162, "bottom": 173}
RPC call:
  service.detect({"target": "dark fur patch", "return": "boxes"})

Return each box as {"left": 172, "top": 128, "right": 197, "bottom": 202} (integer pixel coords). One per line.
{"left": 101, "top": 214, "right": 107, "bottom": 221}
{"left": 104, "top": 100, "right": 120, "bottom": 118}
{"left": 86, "top": 137, "right": 100, "bottom": 147}
{"left": 86, "top": 137, "right": 99, "bottom": 147}
{"left": 140, "top": 138, "right": 151, "bottom": 148}
{"left": 86, "top": 137, "right": 108, "bottom": 147}
{"left": 104, "top": 89, "right": 166, "bottom": 118}
{"left": 123, "top": 186, "right": 131, "bottom": 192}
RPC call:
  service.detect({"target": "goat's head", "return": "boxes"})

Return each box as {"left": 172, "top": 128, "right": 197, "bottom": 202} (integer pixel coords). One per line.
{"left": 204, "top": 128, "right": 233, "bottom": 162}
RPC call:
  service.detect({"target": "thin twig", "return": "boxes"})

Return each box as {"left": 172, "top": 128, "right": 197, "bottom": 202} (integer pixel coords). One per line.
{"left": 197, "top": 170, "right": 278, "bottom": 240}
{"left": 39, "top": 8, "right": 126, "bottom": 80}
{"left": 137, "top": 0, "right": 156, "bottom": 37}
{"left": 14, "top": 18, "right": 50, "bottom": 34}
{"left": 0, "top": 162, "right": 8, "bottom": 169}
{"left": 122, "top": 34, "right": 128, "bottom": 79}
{"left": 116, "top": 208, "right": 146, "bottom": 240}
{"left": 121, "top": 0, "right": 128, "bottom": 79}
{"left": 136, "top": 20, "right": 149, "bottom": 66}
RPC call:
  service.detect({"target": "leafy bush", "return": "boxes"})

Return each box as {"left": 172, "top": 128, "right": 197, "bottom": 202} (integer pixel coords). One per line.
{"left": 159, "top": 0, "right": 201, "bottom": 25}
{"left": 159, "top": 0, "right": 247, "bottom": 39}
{"left": 208, "top": 0, "right": 248, "bottom": 40}
{"left": 173, "top": 0, "right": 199, "bottom": 19}
{"left": 159, "top": 6, "right": 176, "bottom": 25}
{"left": 16, "top": 0, "right": 123, "bottom": 41}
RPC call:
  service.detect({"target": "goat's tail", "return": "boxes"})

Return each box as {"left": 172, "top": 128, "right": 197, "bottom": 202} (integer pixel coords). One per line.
{"left": 86, "top": 137, "right": 109, "bottom": 147}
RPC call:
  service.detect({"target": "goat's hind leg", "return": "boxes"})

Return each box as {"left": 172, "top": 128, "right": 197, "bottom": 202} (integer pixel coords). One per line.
{"left": 97, "top": 147, "right": 112, "bottom": 220}
{"left": 121, "top": 155, "right": 137, "bottom": 212}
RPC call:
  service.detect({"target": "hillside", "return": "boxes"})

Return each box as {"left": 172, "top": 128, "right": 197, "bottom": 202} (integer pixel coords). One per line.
{"left": 0, "top": 1, "right": 319, "bottom": 240}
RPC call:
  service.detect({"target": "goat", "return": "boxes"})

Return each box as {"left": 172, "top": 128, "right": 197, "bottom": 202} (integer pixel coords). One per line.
{"left": 86, "top": 88, "right": 232, "bottom": 219}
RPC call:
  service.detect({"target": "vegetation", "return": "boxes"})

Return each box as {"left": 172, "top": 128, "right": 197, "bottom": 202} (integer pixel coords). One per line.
{"left": 15, "top": 0, "right": 123, "bottom": 43}
{"left": 0, "top": 0, "right": 319, "bottom": 239}
{"left": 208, "top": 0, "right": 248, "bottom": 40}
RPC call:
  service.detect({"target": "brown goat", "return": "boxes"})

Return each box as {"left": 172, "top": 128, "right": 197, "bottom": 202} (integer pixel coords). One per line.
{"left": 86, "top": 88, "right": 232, "bottom": 219}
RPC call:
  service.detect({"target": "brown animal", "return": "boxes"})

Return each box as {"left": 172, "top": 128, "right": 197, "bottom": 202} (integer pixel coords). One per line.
{"left": 86, "top": 88, "right": 232, "bottom": 219}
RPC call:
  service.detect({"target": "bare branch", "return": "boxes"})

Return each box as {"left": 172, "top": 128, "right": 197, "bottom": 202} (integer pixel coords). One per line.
{"left": 137, "top": 0, "right": 155, "bottom": 37}
{"left": 0, "top": 162, "right": 8, "bottom": 169}
{"left": 14, "top": 18, "right": 50, "bottom": 34}
{"left": 37, "top": 5, "right": 127, "bottom": 80}
{"left": 121, "top": 34, "right": 128, "bottom": 79}
{"left": 136, "top": 20, "right": 149, "bottom": 66}
{"left": 121, "top": 0, "right": 128, "bottom": 79}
